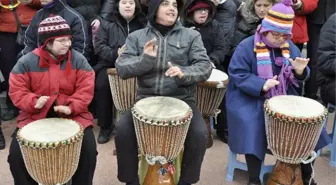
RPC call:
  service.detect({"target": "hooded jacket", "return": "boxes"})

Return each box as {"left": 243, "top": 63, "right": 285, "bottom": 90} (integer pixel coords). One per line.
{"left": 182, "top": 0, "right": 228, "bottom": 69}
{"left": 229, "top": 0, "right": 262, "bottom": 56}
{"left": 94, "top": 0, "right": 147, "bottom": 72}
{"left": 19, "top": 0, "right": 89, "bottom": 59}
{"left": 115, "top": 0, "right": 213, "bottom": 102}
{"left": 66, "top": 0, "right": 101, "bottom": 23}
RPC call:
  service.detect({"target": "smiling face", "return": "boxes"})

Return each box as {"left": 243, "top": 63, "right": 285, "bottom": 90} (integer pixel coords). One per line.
{"left": 119, "top": 0, "right": 136, "bottom": 20}
{"left": 193, "top": 8, "right": 209, "bottom": 24}
{"left": 156, "top": 0, "right": 178, "bottom": 26}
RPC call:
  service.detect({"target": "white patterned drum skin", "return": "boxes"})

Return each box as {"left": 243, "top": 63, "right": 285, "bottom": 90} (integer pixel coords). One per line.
{"left": 107, "top": 68, "right": 137, "bottom": 113}
{"left": 17, "top": 118, "right": 84, "bottom": 185}
{"left": 196, "top": 69, "right": 229, "bottom": 116}
{"left": 132, "top": 96, "right": 192, "bottom": 165}
{"left": 264, "top": 95, "right": 328, "bottom": 164}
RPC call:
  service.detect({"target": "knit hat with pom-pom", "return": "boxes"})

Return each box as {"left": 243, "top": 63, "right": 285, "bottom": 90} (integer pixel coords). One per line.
{"left": 260, "top": 0, "right": 295, "bottom": 36}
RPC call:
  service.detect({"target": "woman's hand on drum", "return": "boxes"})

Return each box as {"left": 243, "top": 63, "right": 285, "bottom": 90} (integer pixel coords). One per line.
{"left": 289, "top": 57, "right": 310, "bottom": 76}
{"left": 263, "top": 75, "right": 279, "bottom": 92}
{"left": 53, "top": 105, "right": 72, "bottom": 115}
{"left": 165, "top": 62, "right": 184, "bottom": 78}
{"left": 143, "top": 38, "right": 158, "bottom": 57}
{"left": 34, "top": 96, "right": 50, "bottom": 109}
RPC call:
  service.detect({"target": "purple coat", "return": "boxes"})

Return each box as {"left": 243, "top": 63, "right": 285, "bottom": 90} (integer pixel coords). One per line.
{"left": 226, "top": 35, "right": 331, "bottom": 160}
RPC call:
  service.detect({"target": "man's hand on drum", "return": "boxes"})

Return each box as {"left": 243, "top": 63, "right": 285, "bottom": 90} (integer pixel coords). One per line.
{"left": 34, "top": 96, "right": 50, "bottom": 109}
{"left": 165, "top": 62, "right": 184, "bottom": 78}
{"left": 289, "top": 57, "right": 310, "bottom": 76}
{"left": 53, "top": 105, "right": 72, "bottom": 115}
{"left": 118, "top": 44, "right": 126, "bottom": 56}
{"left": 143, "top": 38, "right": 158, "bottom": 57}
{"left": 263, "top": 75, "right": 279, "bottom": 92}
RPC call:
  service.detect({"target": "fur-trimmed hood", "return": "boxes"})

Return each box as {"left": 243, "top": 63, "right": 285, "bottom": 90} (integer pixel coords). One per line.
{"left": 240, "top": 0, "right": 260, "bottom": 23}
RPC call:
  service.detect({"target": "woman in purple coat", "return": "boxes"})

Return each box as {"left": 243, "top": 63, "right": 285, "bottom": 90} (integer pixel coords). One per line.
{"left": 225, "top": 0, "right": 331, "bottom": 185}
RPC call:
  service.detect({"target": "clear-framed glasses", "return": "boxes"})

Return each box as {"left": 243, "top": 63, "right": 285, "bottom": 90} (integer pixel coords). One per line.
{"left": 54, "top": 38, "right": 72, "bottom": 45}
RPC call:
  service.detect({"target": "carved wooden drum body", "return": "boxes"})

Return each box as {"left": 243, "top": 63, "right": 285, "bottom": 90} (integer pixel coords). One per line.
{"left": 17, "top": 118, "right": 83, "bottom": 185}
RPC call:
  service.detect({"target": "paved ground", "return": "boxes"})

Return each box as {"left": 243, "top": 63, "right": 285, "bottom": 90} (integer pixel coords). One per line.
{"left": 0, "top": 119, "right": 335, "bottom": 185}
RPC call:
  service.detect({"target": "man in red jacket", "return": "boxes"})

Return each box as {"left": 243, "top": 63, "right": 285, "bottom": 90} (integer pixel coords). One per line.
{"left": 0, "top": 0, "right": 41, "bottom": 149}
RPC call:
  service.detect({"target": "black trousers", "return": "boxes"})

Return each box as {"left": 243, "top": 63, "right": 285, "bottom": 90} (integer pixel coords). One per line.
{"left": 0, "top": 32, "right": 23, "bottom": 109}
{"left": 306, "top": 23, "right": 323, "bottom": 100}
{"left": 115, "top": 101, "right": 208, "bottom": 184}
{"left": 7, "top": 127, "right": 97, "bottom": 185}
{"left": 94, "top": 68, "right": 114, "bottom": 130}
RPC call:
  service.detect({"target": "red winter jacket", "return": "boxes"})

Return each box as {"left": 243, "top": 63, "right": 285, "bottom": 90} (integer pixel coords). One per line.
{"left": 0, "top": 0, "right": 41, "bottom": 33}
{"left": 292, "top": 0, "right": 318, "bottom": 44}
{"left": 9, "top": 49, "right": 95, "bottom": 129}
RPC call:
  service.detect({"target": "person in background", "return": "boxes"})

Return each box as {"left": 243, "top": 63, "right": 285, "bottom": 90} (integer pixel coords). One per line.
{"left": 291, "top": 0, "right": 318, "bottom": 51}
{"left": 18, "top": 0, "right": 89, "bottom": 59}
{"left": 8, "top": 15, "right": 97, "bottom": 185}
{"left": 93, "top": 0, "right": 147, "bottom": 144}
{"left": 225, "top": 1, "right": 331, "bottom": 184}
{"left": 215, "top": 0, "right": 277, "bottom": 143}
{"left": 305, "top": 0, "right": 335, "bottom": 100}
{"left": 182, "top": 0, "right": 228, "bottom": 71}
{"left": 317, "top": 13, "right": 335, "bottom": 106}
{"left": 0, "top": 0, "right": 41, "bottom": 121}
{"left": 210, "top": 0, "right": 237, "bottom": 34}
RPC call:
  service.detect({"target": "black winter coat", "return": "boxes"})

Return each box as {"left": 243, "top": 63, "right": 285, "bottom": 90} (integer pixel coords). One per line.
{"left": 66, "top": 0, "right": 101, "bottom": 23}
{"left": 182, "top": 0, "right": 229, "bottom": 70}
{"left": 19, "top": 0, "right": 89, "bottom": 59}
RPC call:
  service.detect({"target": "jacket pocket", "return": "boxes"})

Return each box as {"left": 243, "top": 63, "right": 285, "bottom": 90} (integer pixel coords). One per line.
{"left": 167, "top": 40, "right": 190, "bottom": 63}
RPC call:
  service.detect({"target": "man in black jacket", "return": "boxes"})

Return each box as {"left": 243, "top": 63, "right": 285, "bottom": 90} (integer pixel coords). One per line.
{"left": 317, "top": 13, "right": 335, "bottom": 106}
{"left": 305, "top": 0, "right": 335, "bottom": 100}
{"left": 19, "top": 0, "right": 89, "bottom": 59}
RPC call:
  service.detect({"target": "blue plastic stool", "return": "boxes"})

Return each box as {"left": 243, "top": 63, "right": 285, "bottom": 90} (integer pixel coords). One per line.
{"left": 226, "top": 150, "right": 274, "bottom": 182}
{"left": 322, "top": 103, "right": 336, "bottom": 167}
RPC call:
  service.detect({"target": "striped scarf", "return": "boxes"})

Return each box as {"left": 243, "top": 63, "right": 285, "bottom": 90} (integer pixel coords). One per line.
{"left": 254, "top": 32, "right": 298, "bottom": 98}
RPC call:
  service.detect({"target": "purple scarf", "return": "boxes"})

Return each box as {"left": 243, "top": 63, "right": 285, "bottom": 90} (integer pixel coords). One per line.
{"left": 254, "top": 31, "right": 298, "bottom": 99}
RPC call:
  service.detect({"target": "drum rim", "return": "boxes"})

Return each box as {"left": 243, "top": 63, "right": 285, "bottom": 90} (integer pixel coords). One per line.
{"left": 17, "top": 118, "right": 84, "bottom": 149}
{"left": 264, "top": 95, "right": 328, "bottom": 124}
{"left": 131, "top": 96, "right": 193, "bottom": 126}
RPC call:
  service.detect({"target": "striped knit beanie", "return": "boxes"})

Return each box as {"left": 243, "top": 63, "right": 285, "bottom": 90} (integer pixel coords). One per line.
{"left": 259, "top": 0, "right": 295, "bottom": 36}
{"left": 38, "top": 15, "right": 72, "bottom": 47}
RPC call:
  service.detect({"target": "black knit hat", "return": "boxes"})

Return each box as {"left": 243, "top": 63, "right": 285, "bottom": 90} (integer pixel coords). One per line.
{"left": 38, "top": 15, "right": 72, "bottom": 47}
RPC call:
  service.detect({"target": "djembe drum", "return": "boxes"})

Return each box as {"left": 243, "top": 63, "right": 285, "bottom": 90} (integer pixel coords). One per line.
{"left": 264, "top": 95, "right": 327, "bottom": 185}
{"left": 17, "top": 118, "right": 84, "bottom": 185}
{"left": 107, "top": 68, "right": 137, "bottom": 114}
{"left": 107, "top": 68, "right": 137, "bottom": 155}
{"left": 196, "top": 69, "right": 228, "bottom": 148}
{"left": 132, "top": 96, "right": 192, "bottom": 185}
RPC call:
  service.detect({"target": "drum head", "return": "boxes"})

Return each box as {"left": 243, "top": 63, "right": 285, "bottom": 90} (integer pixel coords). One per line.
{"left": 199, "top": 69, "right": 228, "bottom": 88}
{"left": 207, "top": 69, "right": 228, "bottom": 82}
{"left": 133, "top": 96, "right": 191, "bottom": 123}
{"left": 267, "top": 95, "right": 325, "bottom": 118}
{"left": 19, "top": 118, "right": 80, "bottom": 143}
{"left": 107, "top": 68, "right": 117, "bottom": 75}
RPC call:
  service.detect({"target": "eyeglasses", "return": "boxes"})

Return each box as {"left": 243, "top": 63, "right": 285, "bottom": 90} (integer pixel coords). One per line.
{"left": 269, "top": 31, "right": 289, "bottom": 39}
{"left": 54, "top": 38, "right": 72, "bottom": 45}
{"left": 195, "top": 8, "right": 209, "bottom": 13}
